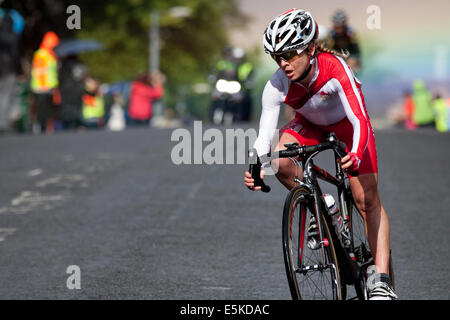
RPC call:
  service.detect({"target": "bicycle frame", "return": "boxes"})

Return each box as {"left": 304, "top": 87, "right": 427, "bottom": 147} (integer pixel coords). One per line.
{"left": 295, "top": 149, "right": 363, "bottom": 290}
{"left": 251, "top": 133, "right": 372, "bottom": 299}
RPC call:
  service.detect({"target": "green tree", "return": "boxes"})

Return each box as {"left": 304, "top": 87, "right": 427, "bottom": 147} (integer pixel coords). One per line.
{"left": 74, "top": 2, "right": 243, "bottom": 88}
{"left": 6, "top": 0, "right": 247, "bottom": 115}
{"left": 75, "top": 0, "right": 248, "bottom": 115}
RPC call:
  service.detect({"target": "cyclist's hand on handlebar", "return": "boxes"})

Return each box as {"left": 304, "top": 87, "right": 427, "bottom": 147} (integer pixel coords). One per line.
{"left": 339, "top": 152, "right": 361, "bottom": 172}
{"left": 244, "top": 169, "right": 265, "bottom": 191}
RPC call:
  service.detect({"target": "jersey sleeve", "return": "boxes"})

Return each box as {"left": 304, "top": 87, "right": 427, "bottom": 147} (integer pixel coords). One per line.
{"left": 253, "top": 73, "right": 285, "bottom": 158}
{"left": 331, "top": 57, "right": 369, "bottom": 159}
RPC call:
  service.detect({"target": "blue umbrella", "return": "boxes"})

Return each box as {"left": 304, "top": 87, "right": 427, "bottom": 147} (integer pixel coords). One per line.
{"left": 54, "top": 39, "right": 104, "bottom": 57}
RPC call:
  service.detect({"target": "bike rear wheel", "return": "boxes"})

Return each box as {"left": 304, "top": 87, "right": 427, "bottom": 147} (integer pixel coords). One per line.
{"left": 347, "top": 198, "right": 395, "bottom": 298}
{"left": 282, "top": 186, "right": 342, "bottom": 300}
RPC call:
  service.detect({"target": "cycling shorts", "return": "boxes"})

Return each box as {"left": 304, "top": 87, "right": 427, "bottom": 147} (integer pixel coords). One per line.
{"left": 280, "top": 113, "right": 378, "bottom": 176}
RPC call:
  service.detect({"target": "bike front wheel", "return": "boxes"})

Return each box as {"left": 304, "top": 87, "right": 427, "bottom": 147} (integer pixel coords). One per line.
{"left": 282, "top": 186, "right": 342, "bottom": 300}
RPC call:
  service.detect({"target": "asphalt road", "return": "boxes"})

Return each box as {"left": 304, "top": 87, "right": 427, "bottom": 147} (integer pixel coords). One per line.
{"left": 0, "top": 124, "right": 448, "bottom": 300}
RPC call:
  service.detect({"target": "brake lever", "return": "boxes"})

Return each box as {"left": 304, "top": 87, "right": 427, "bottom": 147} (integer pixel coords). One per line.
{"left": 283, "top": 142, "right": 299, "bottom": 150}
{"left": 334, "top": 142, "right": 359, "bottom": 177}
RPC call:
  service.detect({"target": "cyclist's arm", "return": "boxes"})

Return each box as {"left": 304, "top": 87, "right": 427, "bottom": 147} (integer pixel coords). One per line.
{"left": 331, "top": 57, "right": 369, "bottom": 160}
{"left": 253, "top": 75, "right": 285, "bottom": 160}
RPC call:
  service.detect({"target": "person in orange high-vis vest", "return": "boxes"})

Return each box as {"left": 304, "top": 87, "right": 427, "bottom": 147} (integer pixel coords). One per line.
{"left": 30, "top": 31, "right": 60, "bottom": 133}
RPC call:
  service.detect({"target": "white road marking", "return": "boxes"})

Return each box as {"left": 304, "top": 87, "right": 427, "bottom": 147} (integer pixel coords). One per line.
{"left": 35, "top": 174, "right": 86, "bottom": 188}
{"left": 201, "top": 286, "right": 232, "bottom": 291}
{"left": 63, "top": 154, "right": 74, "bottom": 161}
{"left": 165, "top": 183, "right": 201, "bottom": 227}
{"left": 27, "top": 168, "right": 43, "bottom": 177}
{"left": 0, "top": 228, "right": 17, "bottom": 242}
{"left": 11, "top": 191, "right": 64, "bottom": 207}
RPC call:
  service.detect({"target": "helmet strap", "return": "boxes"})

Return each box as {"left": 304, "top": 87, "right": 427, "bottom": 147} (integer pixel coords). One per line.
{"left": 295, "top": 63, "right": 312, "bottom": 82}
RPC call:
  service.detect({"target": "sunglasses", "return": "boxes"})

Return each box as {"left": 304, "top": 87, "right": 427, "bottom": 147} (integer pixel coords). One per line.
{"left": 270, "top": 50, "right": 302, "bottom": 64}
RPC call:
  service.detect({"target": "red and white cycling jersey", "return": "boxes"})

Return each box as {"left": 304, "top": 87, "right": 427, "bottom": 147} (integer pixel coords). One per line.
{"left": 254, "top": 52, "right": 373, "bottom": 165}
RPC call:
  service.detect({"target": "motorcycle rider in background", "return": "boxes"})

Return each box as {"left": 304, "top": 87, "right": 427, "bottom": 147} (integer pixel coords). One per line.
{"left": 210, "top": 46, "right": 253, "bottom": 124}
{"left": 233, "top": 47, "right": 254, "bottom": 122}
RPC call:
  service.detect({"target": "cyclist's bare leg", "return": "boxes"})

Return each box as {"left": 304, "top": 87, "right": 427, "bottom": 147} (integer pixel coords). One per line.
{"left": 349, "top": 173, "right": 391, "bottom": 275}
{"left": 272, "top": 132, "right": 302, "bottom": 190}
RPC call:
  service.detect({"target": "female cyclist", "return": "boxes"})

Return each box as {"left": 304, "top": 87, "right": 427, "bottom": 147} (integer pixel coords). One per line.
{"left": 244, "top": 9, "right": 397, "bottom": 300}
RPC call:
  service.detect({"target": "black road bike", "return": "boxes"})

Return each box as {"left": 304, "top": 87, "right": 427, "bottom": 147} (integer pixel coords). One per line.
{"left": 249, "top": 133, "right": 394, "bottom": 300}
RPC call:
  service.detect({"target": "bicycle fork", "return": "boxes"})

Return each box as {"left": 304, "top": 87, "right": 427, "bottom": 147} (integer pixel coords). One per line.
{"left": 293, "top": 190, "right": 331, "bottom": 273}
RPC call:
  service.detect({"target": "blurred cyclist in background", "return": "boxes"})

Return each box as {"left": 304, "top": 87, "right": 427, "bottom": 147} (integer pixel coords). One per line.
{"left": 326, "top": 9, "right": 361, "bottom": 75}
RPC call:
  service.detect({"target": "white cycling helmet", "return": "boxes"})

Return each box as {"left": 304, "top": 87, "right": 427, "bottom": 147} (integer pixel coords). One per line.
{"left": 317, "top": 24, "right": 328, "bottom": 41}
{"left": 263, "top": 9, "right": 318, "bottom": 54}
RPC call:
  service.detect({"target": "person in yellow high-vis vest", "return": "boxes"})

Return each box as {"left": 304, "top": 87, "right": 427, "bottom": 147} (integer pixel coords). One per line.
{"left": 30, "top": 31, "right": 60, "bottom": 133}
{"left": 82, "top": 78, "right": 105, "bottom": 128}
{"left": 412, "top": 80, "right": 435, "bottom": 127}
{"left": 432, "top": 94, "right": 449, "bottom": 132}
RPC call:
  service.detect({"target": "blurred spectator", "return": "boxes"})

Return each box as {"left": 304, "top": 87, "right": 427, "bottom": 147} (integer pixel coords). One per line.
{"left": 30, "top": 31, "right": 60, "bottom": 133}
{"left": 107, "top": 93, "right": 126, "bottom": 131}
{"left": 432, "top": 93, "right": 449, "bottom": 132}
{"left": 102, "top": 81, "right": 131, "bottom": 124}
{"left": 326, "top": 9, "right": 361, "bottom": 74}
{"left": 128, "top": 71, "right": 165, "bottom": 126}
{"left": 81, "top": 77, "right": 104, "bottom": 129}
{"left": 412, "top": 80, "right": 435, "bottom": 127}
{"left": 59, "top": 55, "right": 88, "bottom": 130}
{"left": 403, "top": 90, "right": 417, "bottom": 130}
{"left": 10, "top": 75, "right": 29, "bottom": 133}
{"left": 0, "top": 5, "right": 24, "bottom": 132}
